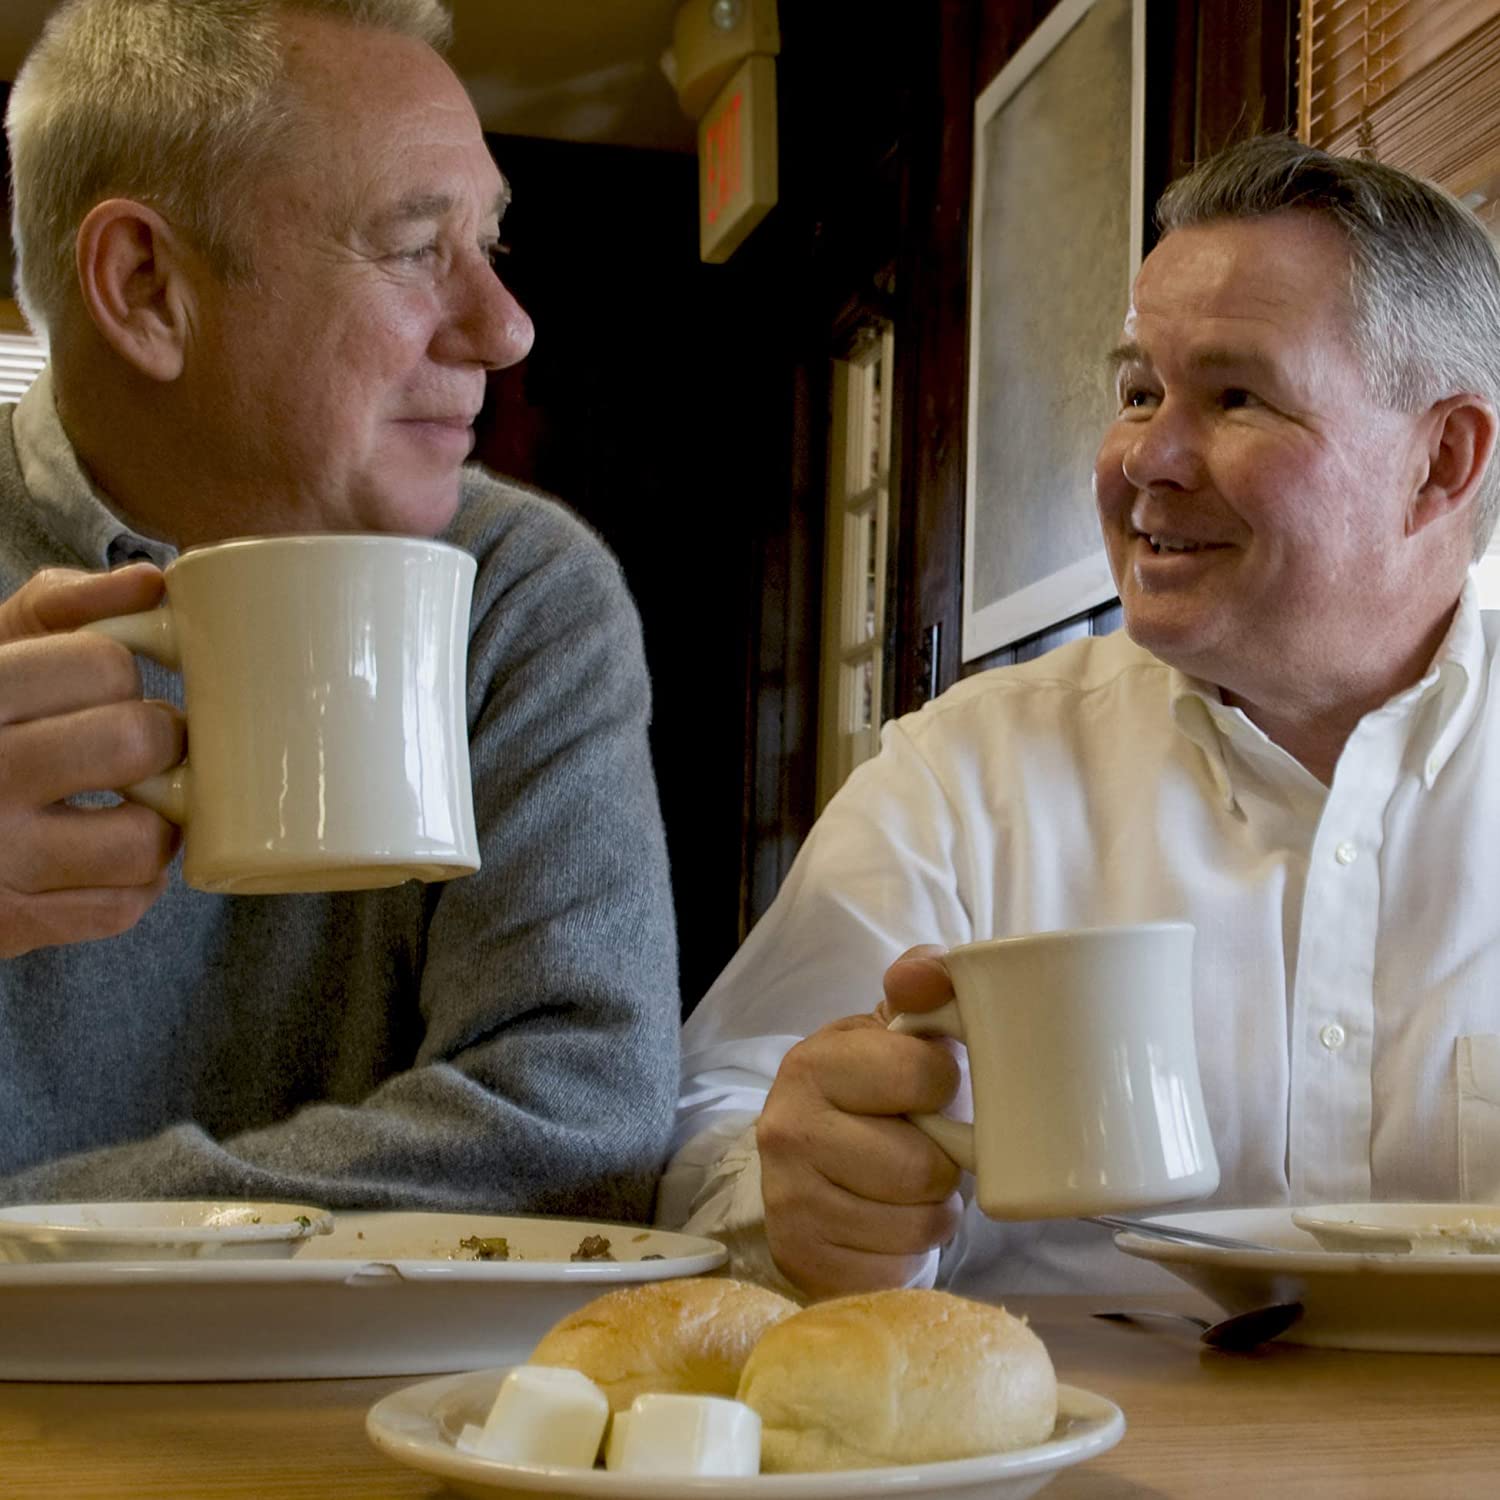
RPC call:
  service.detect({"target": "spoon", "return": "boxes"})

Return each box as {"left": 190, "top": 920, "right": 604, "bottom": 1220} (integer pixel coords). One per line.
{"left": 1200, "top": 1300, "right": 1303, "bottom": 1350}
{"left": 1093, "top": 1300, "right": 1304, "bottom": 1352}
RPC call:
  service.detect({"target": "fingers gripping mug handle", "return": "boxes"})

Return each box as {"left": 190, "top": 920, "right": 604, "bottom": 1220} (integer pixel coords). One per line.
{"left": 84, "top": 604, "right": 181, "bottom": 670}
{"left": 886, "top": 1000, "right": 976, "bottom": 1173}
{"left": 82, "top": 605, "right": 189, "bottom": 826}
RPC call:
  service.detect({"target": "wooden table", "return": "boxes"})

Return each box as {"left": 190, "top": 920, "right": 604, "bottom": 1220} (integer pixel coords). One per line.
{"left": 2, "top": 1292, "right": 1497, "bottom": 1498}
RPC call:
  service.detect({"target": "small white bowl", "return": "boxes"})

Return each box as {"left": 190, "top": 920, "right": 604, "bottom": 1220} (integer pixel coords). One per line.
{"left": 0, "top": 1201, "right": 334, "bottom": 1263}
{"left": 1291, "top": 1202, "right": 1500, "bottom": 1256}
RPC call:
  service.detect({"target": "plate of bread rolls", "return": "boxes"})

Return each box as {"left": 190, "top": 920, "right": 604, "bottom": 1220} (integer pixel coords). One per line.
{"left": 366, "top": 1278, "right": 1124, "bottom": 1498}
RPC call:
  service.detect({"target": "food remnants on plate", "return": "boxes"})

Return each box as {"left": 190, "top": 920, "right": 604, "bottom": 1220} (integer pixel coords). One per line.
{"left": 455, "top": 1231, "right": 625, "bottom": 1262}
{"left": 1290, "top": 1203, "right": 1500, "bottom": 1256}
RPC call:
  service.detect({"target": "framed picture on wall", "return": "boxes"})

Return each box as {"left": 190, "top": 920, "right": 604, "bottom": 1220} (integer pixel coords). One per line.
{"left": 962, "top": 0, "right": 1145, "bottom": 660}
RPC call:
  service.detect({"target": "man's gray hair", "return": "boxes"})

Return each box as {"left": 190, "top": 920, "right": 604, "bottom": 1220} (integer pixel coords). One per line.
{"left": 6, "top": 0, "right": 454, "bottom": 338}
{"left": 1157, "top": 134, "right": 1500, "bottom": 562}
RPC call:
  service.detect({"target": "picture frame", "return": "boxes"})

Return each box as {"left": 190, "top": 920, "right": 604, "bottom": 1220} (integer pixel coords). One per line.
{"left": 961, "top": 0, "right": 1145, "bottom": 660}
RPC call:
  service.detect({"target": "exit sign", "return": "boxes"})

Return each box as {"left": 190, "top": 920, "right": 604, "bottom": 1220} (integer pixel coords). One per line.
{"left": 698, "top": 54, "right": 777, "bottom": 263}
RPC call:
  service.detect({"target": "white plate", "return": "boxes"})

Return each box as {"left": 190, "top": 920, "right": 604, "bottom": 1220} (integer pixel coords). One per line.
{"left": 1111, "top": 1206, "right": 1500, "bottom": 1351}
{"left": 366, "top": 1369, "right": 1125, "bottom": 1500}
{"left": 1290, "top": 1202, "right": 1500, "bottom": 1255}
{"left": 0, "top": 1211, "right": 725, "bottom": 1381}
{"left": 0, "top": 1199, "right": 333, "bottom": 1262}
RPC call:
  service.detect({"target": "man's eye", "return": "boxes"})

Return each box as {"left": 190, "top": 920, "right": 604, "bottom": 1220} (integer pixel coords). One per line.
{"left": 398, "top": 243, "right": 439, "bottom": 263}
{"left": 482, "top": 239, "right": 511, "bottom": 268}
{"left": 1120, "top": 385, "right": 1157, "bottom": 410}
{"left": 1220, "top": 387, "right": 1255, "bottom": 409}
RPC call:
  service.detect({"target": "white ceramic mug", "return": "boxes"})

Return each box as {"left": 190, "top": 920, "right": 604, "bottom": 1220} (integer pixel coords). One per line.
{"left": 85, "top": 534, "right": 479, "bottom": 895}
{"left": 888, "top": 922, "right": 1218, "bottom": 1220}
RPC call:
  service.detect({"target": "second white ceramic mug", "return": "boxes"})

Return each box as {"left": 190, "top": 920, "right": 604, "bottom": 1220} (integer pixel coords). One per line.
{"left": 85, "top": 534, "right": 480, "bottom": 895}
{"left": 889, "top": 921, "right": 1219, "bottom": 1220}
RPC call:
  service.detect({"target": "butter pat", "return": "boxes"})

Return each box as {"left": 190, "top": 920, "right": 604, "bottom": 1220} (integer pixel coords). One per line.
{"left": 603, "top": 1409, "right": 633, "bottom": 1470}
{"left": 605, "top": 1393, "right": 761, "bottom": 1477}
{"left": 458, "top": 1365, "right": 609, "bottom": 1468}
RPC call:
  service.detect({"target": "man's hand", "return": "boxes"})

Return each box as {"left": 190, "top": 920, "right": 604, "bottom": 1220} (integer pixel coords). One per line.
{"left": 0, "top": 565, "right": 184, "bottom": 957}
{"left": 756, "top": 945, "right": 968, "bottom": 1299}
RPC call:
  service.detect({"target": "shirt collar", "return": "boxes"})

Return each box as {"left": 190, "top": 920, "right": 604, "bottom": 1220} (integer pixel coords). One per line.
{"left": 1414, "top": 575, "right": 1484, "bottom": 789}
{"left": 1165, "top": 580, "right": 1485, "bottom": 810}
{"left": 12, "top": 366, "right": 177, "bottom": 571}
{"left": 1167, "top": 680, "right": 1260, "bottom": 814}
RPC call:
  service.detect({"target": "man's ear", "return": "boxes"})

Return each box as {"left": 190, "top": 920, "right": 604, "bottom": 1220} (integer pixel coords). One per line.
{"left": 1408, "top": 394, "right": 1499, "bottom": 537}
{"left": 74, "top": 198, "right": 201, "bottom": 382}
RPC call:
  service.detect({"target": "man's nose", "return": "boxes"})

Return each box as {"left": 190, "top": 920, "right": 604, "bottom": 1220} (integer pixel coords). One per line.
{"left": 1119, "top": 400, "right": 1201, "bottom": 492}
{"left": 441, "top": 261, "right": 536, "bottom": 371}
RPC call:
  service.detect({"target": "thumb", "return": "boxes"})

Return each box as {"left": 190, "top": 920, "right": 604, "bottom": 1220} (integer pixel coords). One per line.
{"left": 0, "top": 563, "right": 165, "bottom": 643}
{"left": 877, "top": 943, "right": 956, "bottom": 1021}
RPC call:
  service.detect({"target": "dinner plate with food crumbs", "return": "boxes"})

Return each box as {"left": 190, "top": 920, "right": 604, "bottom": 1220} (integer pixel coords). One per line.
{"left": 1111, "top": 1207, "right": 1500, "bottom": 1351}
{"left": 0, "top": 1212, "right": 724, "bottom": 1381}
{"left": 365, "top": 1368, "right": 1125, "bottom": 1500}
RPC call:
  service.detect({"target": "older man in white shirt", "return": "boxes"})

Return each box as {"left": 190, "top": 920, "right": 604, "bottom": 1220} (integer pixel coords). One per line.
{"left": 660, "top": 134, "right": 1500, "bottom": 1300}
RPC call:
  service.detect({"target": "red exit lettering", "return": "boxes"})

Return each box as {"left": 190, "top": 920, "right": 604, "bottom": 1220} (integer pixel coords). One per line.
{"left": 705, "top": 91, "right": 744, "bottom": 225}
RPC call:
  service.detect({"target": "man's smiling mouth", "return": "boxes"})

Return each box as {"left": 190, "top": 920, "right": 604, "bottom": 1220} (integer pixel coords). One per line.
{"left": 1138, "top": 532, "right": 1227, "bottom": 555}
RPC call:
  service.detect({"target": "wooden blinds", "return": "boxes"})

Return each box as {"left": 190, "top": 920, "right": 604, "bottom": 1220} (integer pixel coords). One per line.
{"left": 0, "top": 301, "right": 45, "bottom": 405}
{"left": 1300, "top": 0, "right": 1500, "bottom": 208}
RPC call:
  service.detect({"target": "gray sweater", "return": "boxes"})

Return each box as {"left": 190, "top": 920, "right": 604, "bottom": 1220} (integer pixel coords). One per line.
{"left": 0, "top": 403, "right": 680, "bottom": 1222}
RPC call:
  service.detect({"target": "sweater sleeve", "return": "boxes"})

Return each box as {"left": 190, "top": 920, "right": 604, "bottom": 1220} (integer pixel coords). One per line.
{"left": 403, "top": 492, "right": 683, "bottom": 1221}
{"left": 0, "top": 488, "right": 681, "bottom": 1222}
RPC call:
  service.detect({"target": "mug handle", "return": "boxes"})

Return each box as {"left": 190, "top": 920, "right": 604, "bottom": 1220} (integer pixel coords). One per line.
{"left": 82, "top": 606, "right": 190, "bottom": 825}
{"left": 887, "top": 1001, "right": 977, "bottom": 1173}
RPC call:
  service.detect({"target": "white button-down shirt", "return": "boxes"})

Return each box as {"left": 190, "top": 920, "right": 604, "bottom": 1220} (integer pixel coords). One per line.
{"left": 659, "top": 588, "right": 1500, "bottom": 1294}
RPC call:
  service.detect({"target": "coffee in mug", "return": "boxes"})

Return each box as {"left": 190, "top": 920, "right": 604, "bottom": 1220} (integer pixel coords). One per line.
{"left": 85, "top": 533, "right": 479, "bottom": 894}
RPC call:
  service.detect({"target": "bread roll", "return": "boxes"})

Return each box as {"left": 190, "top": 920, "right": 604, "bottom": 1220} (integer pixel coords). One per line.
{"left": 528, "top": 1276, "right": 797, "bottom": 1413}
{"left": 735, "top": 1288, "right": 1057, "bottom": 1472}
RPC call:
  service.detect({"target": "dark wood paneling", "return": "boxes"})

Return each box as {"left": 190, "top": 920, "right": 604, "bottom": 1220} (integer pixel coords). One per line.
{"left": 729, "top": 0, "right": 926, "bottom": 933}
{"left": 471, "top": 135, "right": 770, "bottom": 1010}
{"left": 1144, "top": 0, "right": 1202, "bottom": 246}
{"left": 1195, "top": 0, "right": 1296, "bottom": 152}
{"left": 890, "top": 0, "right": 979, "bottom": 717}
{"left": 475, "top": 0, "right": 931, "bottom": 993}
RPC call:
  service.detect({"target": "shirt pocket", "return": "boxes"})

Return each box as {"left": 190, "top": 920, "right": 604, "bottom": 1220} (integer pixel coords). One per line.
{"left": 1457, "top": 1036, "right": 1500, "bottom": 1202}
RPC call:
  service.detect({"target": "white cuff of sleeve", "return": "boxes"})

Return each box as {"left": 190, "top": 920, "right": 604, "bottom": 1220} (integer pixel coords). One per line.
{"left": 677, "top": 1123, "right": 941, "bottom": 1300}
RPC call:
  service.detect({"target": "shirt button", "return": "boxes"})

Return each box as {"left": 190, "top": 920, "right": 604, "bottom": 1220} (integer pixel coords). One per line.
{"left": 1320, "top": 1022, "right": 1347, "bottom": 1051}
{"left": 1334, "top": 841, "right": 1358, "bottom": 865}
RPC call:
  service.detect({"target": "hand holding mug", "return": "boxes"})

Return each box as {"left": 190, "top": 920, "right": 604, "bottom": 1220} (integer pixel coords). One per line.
{"left": 756, "top": 946, "right": 967, "bottom": 1300}
{"left": 0, "top": 564, "right": 183, "bottom": 956}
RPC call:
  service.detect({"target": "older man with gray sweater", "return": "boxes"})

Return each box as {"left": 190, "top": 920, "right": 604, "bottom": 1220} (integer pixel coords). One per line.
{"left": 0, "top": 0, "right": 679, "bottom": 1218}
